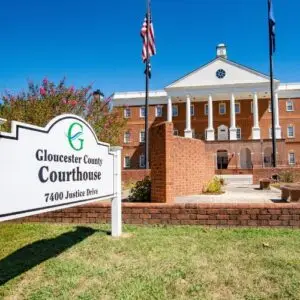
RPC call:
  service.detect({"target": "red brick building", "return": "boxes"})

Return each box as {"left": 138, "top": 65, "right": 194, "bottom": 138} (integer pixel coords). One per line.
{"left": 112, "top": 44, "right": 300, "bottom": 171}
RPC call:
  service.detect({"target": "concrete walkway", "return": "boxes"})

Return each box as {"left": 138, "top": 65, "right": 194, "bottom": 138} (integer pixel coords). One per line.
{"left": 175, "top": 184, "right": 282, "bottom": 204}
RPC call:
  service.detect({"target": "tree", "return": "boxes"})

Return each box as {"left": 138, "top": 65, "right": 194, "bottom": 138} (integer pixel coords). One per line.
{"left": 0, "top": 78, "right": 126, "bottom": 145}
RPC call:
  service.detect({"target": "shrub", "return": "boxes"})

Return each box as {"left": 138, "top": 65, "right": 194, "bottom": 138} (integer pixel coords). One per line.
{"left": 278, "top": 170, "right": 294, "bottom": 183}
{"left": 203, "top": 177, "right": 222, "bottom": 194}
{"left": 128, "top": 176, "right": 151, "bottom": 202}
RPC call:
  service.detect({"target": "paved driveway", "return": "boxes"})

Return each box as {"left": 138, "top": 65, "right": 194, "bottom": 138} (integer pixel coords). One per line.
{"left": 175, "top": 184, "right": 282, "bottom": 204}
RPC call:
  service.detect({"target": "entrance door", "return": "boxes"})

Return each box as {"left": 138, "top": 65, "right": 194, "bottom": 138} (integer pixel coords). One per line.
{"left": 217, "top": 150, "right": 228, "bottom": 169}
{"left": 240, "top": 148, "right": 252, "bottom": 169}
{"left": 218, "top": 125, "right": 229, "bottom": 141}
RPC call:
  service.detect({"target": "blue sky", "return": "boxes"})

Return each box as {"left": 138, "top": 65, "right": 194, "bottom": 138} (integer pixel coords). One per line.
{"left": 0, "top": 0, "right": 299, "bottom": 97}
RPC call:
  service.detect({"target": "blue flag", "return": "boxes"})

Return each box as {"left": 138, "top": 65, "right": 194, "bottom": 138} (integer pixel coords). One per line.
{"left": 268, "top": 0, "right": 276, "bottom": 54}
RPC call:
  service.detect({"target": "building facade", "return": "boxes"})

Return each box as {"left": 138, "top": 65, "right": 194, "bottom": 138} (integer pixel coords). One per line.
{"left": 112, "top": 44, "right": 300, "bottom": 170}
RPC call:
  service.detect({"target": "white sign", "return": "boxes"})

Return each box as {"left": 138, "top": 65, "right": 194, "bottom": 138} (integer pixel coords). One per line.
{"left": 0, "top": 114, "right": 122, "bottom": 236}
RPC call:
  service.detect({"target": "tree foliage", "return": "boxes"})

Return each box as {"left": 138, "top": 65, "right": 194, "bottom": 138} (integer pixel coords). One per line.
{"left": 0, "top": 78, "right": 126, "bottom": 145}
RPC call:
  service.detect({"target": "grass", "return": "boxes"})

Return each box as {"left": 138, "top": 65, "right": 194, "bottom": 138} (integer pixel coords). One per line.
{"left": 1, "top": 224, "right": 300, "bottom": 300}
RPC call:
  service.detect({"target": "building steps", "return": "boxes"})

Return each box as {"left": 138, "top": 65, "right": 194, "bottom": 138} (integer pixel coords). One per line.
{"left": 216, "top": 174, "right": 253, "bottom": 185}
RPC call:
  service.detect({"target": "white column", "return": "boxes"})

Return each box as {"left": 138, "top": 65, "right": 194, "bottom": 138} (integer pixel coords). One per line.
{"left": 184, "top": 94, "right": 192, "bottom": 138}
{"left": 111, "top": 146, "right": 122, "bottom": 237}
{"left": 229, "top": 93, "right": 237, "bottom": 140}
{"left": 252, "top": 92, "right": 261, "bottom": 140}
{"left": 274, "top": 92, "right": 281, "bottom": 138}
{"left": 167, "top": 96, "right": 172, "bottom": 122}
{"left": 206, "top": 94, "right": 215, "bottom": 141}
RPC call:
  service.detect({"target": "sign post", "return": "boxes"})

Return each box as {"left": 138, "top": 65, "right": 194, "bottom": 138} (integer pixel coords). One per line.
{"left": 0, "top": 114, "right": 122, "bottom": 237}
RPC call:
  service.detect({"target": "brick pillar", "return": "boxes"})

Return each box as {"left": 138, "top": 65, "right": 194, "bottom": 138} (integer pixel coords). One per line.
{"left": 150, "top": 122, "right": 174, "bottom": 203}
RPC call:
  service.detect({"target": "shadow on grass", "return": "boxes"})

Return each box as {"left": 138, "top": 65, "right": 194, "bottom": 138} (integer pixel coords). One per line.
{"left": 0, "top": 226, "right": 107, "bottom": 286}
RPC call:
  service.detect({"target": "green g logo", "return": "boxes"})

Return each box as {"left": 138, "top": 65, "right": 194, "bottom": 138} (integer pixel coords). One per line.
{"left": 67, "top": 122, "right": 84, "bottom": 151}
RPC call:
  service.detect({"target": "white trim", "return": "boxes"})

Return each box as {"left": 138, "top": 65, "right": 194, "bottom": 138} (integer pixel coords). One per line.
{"left": 287, "top": 125, "right": 295, "bottom": 138}
{"left": 124, "top": 131, "right": 131, "bottom": 144}
{"left": 140, "top": 106, "right": 146, "bottom": 118}
{"left": 155, "top": 105, "right": 163, "bottom": 117}
{"left": 219, "top": 103, "right": 226, "bottom": 115}
{"left": 286, "top": 99, "right": 294, "bottom": 112}
{"left": 172, "top": 105, "right": 178, "bottom": 117}
{"left": 235, "top": 102, "right": 241, "bottom": 114}
{"left": 288, "top": 152, "right": 296, "bottom": 165}
{"left": 139, "top": 130, "right": 145, "bottom": 143}
{"left": 123, "top": 107, "right": 131, "bottom": 118}
{"left": 124, "top": 156, "right": 131, "bottom": 168}
{"left": 139, "top": 154, "right": 145, "bottom": 168}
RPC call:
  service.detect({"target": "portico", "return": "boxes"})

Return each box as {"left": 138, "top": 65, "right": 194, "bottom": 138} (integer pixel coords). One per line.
{"left": 165, "top": 44, "right": 282, "bottom": 141}
{"left": 166, "top": 90, "right": 281, "bottom": 141}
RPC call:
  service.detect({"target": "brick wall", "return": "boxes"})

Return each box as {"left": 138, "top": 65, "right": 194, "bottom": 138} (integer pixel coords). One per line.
{"left": 253, "top": 167, "right": 300, "bottom": 184}
{"left": 150, "top": 122, "right": 215, "bottom": 203}
{"left": 122, "top": 169, "right": 150, "bottom": 184}
{"left": 15, "top": 202, "right": 300, "bottom": 228}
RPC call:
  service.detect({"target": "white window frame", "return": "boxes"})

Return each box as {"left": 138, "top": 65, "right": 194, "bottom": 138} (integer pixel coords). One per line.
{"left": 124, "top": 131, "right": 131, "bottom": 144}
{"left": 172, "top": 105, "right": 178, "bottom": 117}
{"left": 236, "top": 127, "right": 241, "bottom": 140}
{"left": 124, "top": 107, "right": 131, "bottom": 118}
{"left": 268, "top": 101, "right": 272, "bottom": 113}
{"left": 235, "top": 103, "right": 241, "bottom": 114}
{"left": 287, "top": 125, "right": 295, "bottom": 138}
{"left": 155, "top": 105, "right": 163, "bottom": 117}
{"left": 204, "top": 104, "right": 208, "bottom": 116}
{"left": 288, "top": 152, "right": 296, "bottom": 165}
{"left": 173, "top": 129, "right": 179, "bottom": 136}
{"left": 139, "top": 154, "right": 145, "bottom": 168}
{"left": 190, "top": 104, "right": 195, "bottom": 116}
{"left": 219, "top": 103, "right": 226, "bottom": 115}
{"left": 124, "top": 156, "right": 131, "bottom": 168}
{"left": 286, "top": 99, "right": 294, "bottom": 112}
{"left": 140, "top": 130, "right": 145, "bottom": 143}
{"left": 140, "top": 106, "right": 146, "bottom": 118}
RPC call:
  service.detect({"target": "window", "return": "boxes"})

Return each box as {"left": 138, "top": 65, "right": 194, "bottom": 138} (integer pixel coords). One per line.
{"left": 124, "top": 156, "right": 131, "bottom": 168}
{"left": 155, "top": 105, "right": 163, "bottom": 117}
{"left": 124, "top": 107, "right": 131, "bottom": 118}
{"left": 268, "top": 101, "right": 272, "bottom": 112}
{"left": 236, "top": 127, "right": 241, "bottom": 140}
{"left": 204, "top": 104, "right": 208, "bottom": 115}
{"left": 288, "top": 152, "right": 296, "bottom": 165}
{"left": 286, "top": 100, "right": 294, "bottom": 112}
{"left": 250, "top": 101, "right": 253, "bottom": 114}
{"left": 190, "top": 104, "right": 195, "bottom": 116}
{"left": 140, "top": 130, "right": 145, "bottom": 143}
{"left": 235, "top": 103, "right": 241, "bottom": 114}
{"left": 139, "top": 154, "right": 145, "bottom": 168}
{"left": 172, "top": 105, "right": 178, "bottom": 117}
{"left": 124, "top": 131, "right": 131, "bottom": 144}
{"left": 287, "top": 125, "right": 295, "bottom": 138}
{"left": 140, "top": 106, "right": 146, "bottom": 118}
{"left": 173, "top": 129, "right": 179, "bottom": 136}
{"left": 219, "top": 103, "right": 226, "bottom": 115}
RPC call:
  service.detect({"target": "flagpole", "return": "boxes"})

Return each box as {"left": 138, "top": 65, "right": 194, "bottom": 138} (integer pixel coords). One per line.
{"left": 268, "top": 0, "right": 276, "bottom": 168}
{"left": 144, "top": 0, "right": 150, "bottom": 169}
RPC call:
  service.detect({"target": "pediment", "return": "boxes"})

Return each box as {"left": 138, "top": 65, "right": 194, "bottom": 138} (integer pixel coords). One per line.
{"left": 166, "top": 58, "right": 276, "bottom": 89}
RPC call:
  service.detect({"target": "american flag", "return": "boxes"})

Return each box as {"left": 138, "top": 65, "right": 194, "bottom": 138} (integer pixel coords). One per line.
{"left": 140, "top": 11, "right": 156, "bottom": 62}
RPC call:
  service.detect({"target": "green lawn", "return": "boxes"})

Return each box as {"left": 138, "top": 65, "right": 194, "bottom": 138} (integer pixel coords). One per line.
{"left": 1, "top": 224, "right": 300, "bottom": 300}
